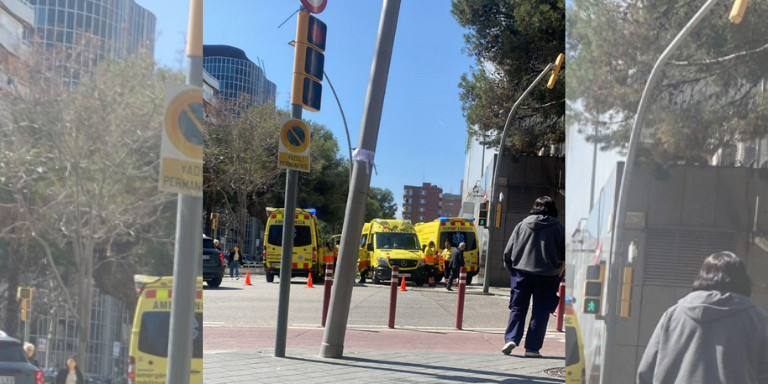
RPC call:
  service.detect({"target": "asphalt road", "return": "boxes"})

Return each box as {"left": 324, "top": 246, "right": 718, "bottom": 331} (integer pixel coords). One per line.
{"left": 204, "top": 270, "right": 515, "bottom": 330}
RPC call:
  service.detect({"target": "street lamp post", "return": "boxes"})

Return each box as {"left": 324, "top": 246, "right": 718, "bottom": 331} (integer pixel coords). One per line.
{"left": 483, "top": 62, "right": 554, "bottom": 294}
{"left": 604, "top": 0, "right": 748, "bottom": 382}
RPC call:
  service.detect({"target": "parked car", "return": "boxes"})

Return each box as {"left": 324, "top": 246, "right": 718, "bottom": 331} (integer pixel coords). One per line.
{"left": 0, "top": 331, "right": 43, "bottom": 384}
{"left": 202, "top": 235, "right": 224, "bottom": 287}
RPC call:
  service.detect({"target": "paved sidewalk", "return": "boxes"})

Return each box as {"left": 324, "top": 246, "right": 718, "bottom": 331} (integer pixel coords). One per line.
{"left": 204, "top": 347, "right": 564, "bottom": 383}
{"left": 203, "top": 326, "right": 564, "bottom": 383}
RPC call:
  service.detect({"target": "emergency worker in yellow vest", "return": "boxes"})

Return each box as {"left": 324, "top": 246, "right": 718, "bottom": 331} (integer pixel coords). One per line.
{"left": 358, "top": 243, "right": 370, "bottom": 284}
{"left": 441, "top": 239, "right": 453, "bottom": 284}
{"left": 423, "top": 239, "right": 438, "bottom": 286}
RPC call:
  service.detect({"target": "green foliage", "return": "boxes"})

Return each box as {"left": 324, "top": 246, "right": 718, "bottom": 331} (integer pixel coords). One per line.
{"left": 567, "top": 0, "right": 768, "bottom": 163}
{"left": 452, "top": 0, "right": 566, "bottom": 154}
{"left": 365, "top": 187, "right": 398, "bottom": 221}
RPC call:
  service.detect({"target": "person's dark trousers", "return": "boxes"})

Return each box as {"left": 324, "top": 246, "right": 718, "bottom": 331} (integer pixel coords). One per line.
{"left": 504, "top": 268, "right": 562, "bottom": 352}
{"left": 445, "top": 268, "right": 457, "bottom": 289}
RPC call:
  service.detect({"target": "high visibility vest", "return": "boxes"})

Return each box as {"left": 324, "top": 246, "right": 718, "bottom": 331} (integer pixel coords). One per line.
{"left": 424, "top": 246, "right": 438, "bottom": 264}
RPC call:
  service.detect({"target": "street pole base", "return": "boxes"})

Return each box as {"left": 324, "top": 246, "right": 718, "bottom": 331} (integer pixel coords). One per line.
{"left": 319, "top": 342, "right": 344, "bottom": 358}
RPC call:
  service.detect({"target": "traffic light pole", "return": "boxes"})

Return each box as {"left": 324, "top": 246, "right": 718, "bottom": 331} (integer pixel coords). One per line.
{"left": 320, "top": 0, "right": 401, "bottom": 358}
{"left": 483, "top": 62, "right": 553, "bottom": 294}
{"left": 166, "top": 1, "right": 202, "bottom": 384}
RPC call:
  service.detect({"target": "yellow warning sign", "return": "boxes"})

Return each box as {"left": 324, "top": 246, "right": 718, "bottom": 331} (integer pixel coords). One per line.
{"left": 160, "top": 83, "right": 203, "bottom": 196}
{"left": 278, "top": 119, "right": 310, "bottom": 172}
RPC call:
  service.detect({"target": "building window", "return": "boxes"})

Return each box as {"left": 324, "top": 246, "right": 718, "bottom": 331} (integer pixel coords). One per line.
{"left": 421, "top": 190, "right": 427, "bottom": 196}
{"left": 419, "top": 216, "right": 424, "bottom": 221}
{"left": 418, "top": 207, "right": 425, "bottom": 212}
{"left": 419, "top": 199, "right": 426, "bottom": 204}
{"left": 406, "top": 189, "right": 413, "bottom": 195}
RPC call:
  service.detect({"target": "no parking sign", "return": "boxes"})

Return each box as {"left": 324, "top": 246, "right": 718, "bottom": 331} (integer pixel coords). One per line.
{"left": 278, "top": 118, "right": 311, "bottom": 172}
{"left": 159, "top": 83, "right": 203, "bottom": 196}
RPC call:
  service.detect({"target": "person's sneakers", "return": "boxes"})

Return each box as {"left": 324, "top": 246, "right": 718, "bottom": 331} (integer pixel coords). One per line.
{"left": 525, "top": 350, "right": 541, "bottom": 358}
{"left": 502, "top": 341, "right": 516, "bottom": 355}
{"left": 236, "top": 276, "right": 240, "bottom": 280}
{"left": 446, "top": 286, "right": 453, "bottom": 291}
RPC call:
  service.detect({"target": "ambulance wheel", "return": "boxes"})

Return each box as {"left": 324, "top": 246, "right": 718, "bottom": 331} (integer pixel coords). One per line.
{"left": 372, "top": 271, "right": 380, "bottom": 284}
{"left": 207, "top": 276, "right": 222, "bottom": 288}
{"left": 266, "top": 273, "right": 274, "bottom": 283}
{"left": 414, "top": 278, "right": 425, "bottom": 287}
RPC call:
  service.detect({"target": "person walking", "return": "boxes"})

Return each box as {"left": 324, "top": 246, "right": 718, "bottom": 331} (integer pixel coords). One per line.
{"left": 502, "top": 196, "right": 564, "bottom": 358}
{"left": 56, "top": 356, "right": 84, "bottom": 384}
{"left": 445, "top": 242, "right": 466, "bottom": 291}
{"left": 637, "top": 251, "right": 768, "bottom": 384}
{"left": 228, "top": 246, "right": 242, "bottom": 280}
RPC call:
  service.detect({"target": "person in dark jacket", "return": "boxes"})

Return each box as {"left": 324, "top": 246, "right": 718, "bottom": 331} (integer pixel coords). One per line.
{"left": 637, "top": 251, "right": 768, "bottom": 384}
{"left": 501, "top": 196, "right": 564, "bottom": 357}
{"left": 56, "top": 356, "right": 84, "bottom": 384}
{"left": 445, "top": 242, "right": 466, "bottom": 291}
{"left": 228, "top": 246, "right": 243, "bottom": 280}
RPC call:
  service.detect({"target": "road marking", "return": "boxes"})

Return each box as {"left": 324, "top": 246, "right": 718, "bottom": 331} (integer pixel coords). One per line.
{"left": 204, "top": 322, "right": 225, "bottom": 327}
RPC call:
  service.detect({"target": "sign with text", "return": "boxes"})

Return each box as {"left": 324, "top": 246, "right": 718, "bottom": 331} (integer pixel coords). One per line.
{"left": 160, "top": 83, "right": 203, "bottom": 196}
{"left": 278, "top": 118, "right": 311, "bottom": 172}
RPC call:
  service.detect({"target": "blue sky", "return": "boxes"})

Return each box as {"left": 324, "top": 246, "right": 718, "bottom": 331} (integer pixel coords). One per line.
{"left": 137, "top": 0, "right": 475, "bottom": 219}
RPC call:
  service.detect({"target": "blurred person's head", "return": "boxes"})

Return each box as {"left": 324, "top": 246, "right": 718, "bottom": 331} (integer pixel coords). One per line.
{"left": 459, "top": 242, "right": 466, "bottom": 250}
{"left": 66, "top": 356, "right": 77, "bottom": 370}
{"left": 23, "top": 342, "right": 34, "bottom": 357}
{"left": 692, "top": 251, "right": 752, "bottom": 297}
{"left": 444, "top": 240, "right": 451, "bottom": 248}
{"left": 530, "top": 196, "right": 558, "bottom": 218}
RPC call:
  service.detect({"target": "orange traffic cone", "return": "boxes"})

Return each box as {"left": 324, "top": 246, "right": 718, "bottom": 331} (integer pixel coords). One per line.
{"left": 244, "top": 270, "right": 252, "bottom": 286}
{"left": 307, "top": 273, "right": 314, "bottom": 288}
{"left": 400, "top": 276, "right": 407, "bottom": 291}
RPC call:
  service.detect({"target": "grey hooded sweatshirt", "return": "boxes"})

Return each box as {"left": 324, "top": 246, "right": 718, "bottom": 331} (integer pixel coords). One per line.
{"left": 637, "top": 290, "right": 768, "bottom": 384}
{"left": 502, "top": 214, "right": 564, "bottom": 276}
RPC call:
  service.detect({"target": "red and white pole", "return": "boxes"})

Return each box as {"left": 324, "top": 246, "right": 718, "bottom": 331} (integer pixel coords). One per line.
{"left": 388, "top": 266, "right": 399, "bottom": 329}
{"left": 556, "top": 278, "right": 566, "bottom": 332}
{"left": 456, "top": 267, "right": 467, "bottom": 330}
{"left": 322, "top": 263, "right": 334, "bottom": 327}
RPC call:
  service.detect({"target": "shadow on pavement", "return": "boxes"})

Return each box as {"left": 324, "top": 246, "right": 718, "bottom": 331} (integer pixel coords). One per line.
{"left": 203, "top": 286, "right": 243, "bottom": 291}
{"left": 282, "top": 354, "right": 564, "bottom": 383}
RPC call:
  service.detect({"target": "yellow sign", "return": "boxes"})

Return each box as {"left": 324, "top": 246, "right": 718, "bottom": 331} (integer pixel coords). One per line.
{"left": 160, "top": 83, "right": 203, "bottom": 196}
{"left": 278, "top": 118, "right": 310, "bottom": 172}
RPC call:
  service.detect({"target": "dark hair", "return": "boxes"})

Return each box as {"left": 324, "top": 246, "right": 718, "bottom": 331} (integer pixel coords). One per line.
{"left": 530, "top": 196, "right": 558, "bottom": 218}
{"left": 692, "top": 251, "right": 752, "bottom": 297}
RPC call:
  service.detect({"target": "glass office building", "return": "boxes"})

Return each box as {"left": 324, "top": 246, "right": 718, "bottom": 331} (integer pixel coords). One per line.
{"left": 28, "top": 0, "right": 155, "bottom": 63}
{"left": 203, "top": 44, "right": 276, "bottom": 107}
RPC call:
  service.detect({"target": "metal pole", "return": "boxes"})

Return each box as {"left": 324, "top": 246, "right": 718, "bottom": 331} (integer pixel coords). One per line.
{"left": 387, "top": 266, "right": 399, "bottom": 329}
{"left": 604, "top": 0, "right": 719, "bottom": 381}
{"left": 482, "top": 63, "right": 554, "bottom": 294}
{"left": 274, "top": 108, "right": 302, "bottom": 358}
{"left": 320, "top": 0, "right": 401, "bottom": 358}
{"left": 456, "top": 267, "right": 467, "bottom": 330}
{"left": 324, "top": 71, "right": 354, "bottom": 178}
{"left": 322, "top": 263, "right": 333, "bottom": 327}
{"left": 166, "top": 2, "right": 202, "bottom": 383}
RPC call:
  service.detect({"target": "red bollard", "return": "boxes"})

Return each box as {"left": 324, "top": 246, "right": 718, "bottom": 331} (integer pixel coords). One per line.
{"left": 456, "top": 267, "right": 467, "bottom": 330}
{"left": 388, "top": 266, "right": 399, "bottom": 329}
{"left": 555, "top": 278, "right": 566, "bottom": 332}
{"left": 322, "top": 263, "right": 334, "bottom": 327}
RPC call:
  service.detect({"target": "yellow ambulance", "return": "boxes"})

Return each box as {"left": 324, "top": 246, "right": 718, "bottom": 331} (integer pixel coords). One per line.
{"left": 128, "top": 275, "right": 202, "bottom": 384}
{"left": 415, "top": 217, "right": 480, "bottom": 284}
{"left": 263, "top": 207, "right": 327, "bottom": 283}
{"left": 361, "top": 219, "right": 425, "bottom": 285}
{"left": 565, "top": 296, "right": 586, "bottom": 384}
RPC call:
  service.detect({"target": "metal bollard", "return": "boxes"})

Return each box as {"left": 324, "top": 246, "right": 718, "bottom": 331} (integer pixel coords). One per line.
{"left": 388, "top": 266, "right": 399, "bottom": 329}
{"left": 456, "top": 267, "right": 467, "bottom": 330}
{"left": 555, "top": 278, "right": 565, "bottom": 332}
{"left": 322, "top": 263, "right": 334, "bottom": 327}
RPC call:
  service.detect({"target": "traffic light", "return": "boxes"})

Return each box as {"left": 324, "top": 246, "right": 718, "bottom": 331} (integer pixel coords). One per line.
{"left": 478, "top": 203, "right": 488, "bottom": 227}
{"left": 20, "top": 298, "right": 30, "bottom": 322}
{"left": 291, "top": 11, "right": 327, "bottom": 112}
{"left": 17, "top": 287, "right": 34, "bottom": 300}
{"left": 211, "top": 213, "right": 219, "bottom": 230}
{"left": 547, "top": 53, "right": 564, "bottom": 89}
{"left": 583, "top": 263, "right": 605, "bottom": 315}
